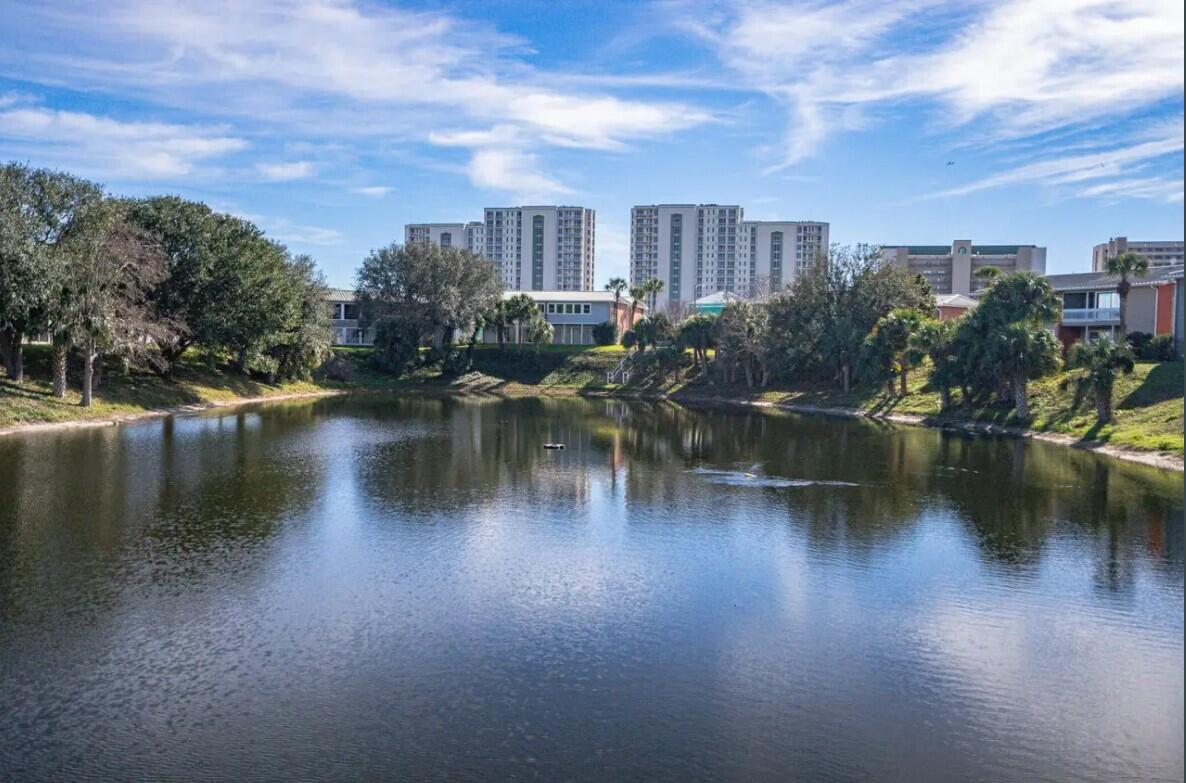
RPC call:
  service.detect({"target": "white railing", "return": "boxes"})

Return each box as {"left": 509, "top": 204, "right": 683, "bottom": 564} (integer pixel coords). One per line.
{"left": 606, "top": 355, "right": 632, "bottom": 385}
{"left": 1062, "top": 307, "right": 1120, "bottom": 324}
{"left": 333, "top": 327, "right": 371, "bottom": 346}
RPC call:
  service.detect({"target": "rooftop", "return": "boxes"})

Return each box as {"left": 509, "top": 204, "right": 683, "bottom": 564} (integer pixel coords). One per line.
{"left": 503, "top": 290, "right": 644, "bottom": 306}
{"left": 887, "top": 244, "right": 1033, "bottom": 255}
{"left": 325, "top": 288, "right": 357, "bottom": 302}
{"left": 935, "top": 294, "right": 978, "bottom": 308}
{"left": 1044, "top": 264, "right": 1184, "bottom": 292}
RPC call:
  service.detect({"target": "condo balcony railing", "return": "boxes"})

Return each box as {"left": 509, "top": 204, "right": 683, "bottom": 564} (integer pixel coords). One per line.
{"left": 1062, "top": 307, "right": 1120, "bottom": 324}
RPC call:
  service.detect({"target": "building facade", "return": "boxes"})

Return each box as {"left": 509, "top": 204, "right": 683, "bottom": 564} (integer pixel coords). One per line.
{"left": 1044, "top": 264, "right": 1183, "bottom": 348}
{"left": 482, "top": 206, "right": 595, "bottom": 291}
{"left": 880, "top": 241, "right": 1046, "bottom": 296}
{"left": 481, "top": 290, "right": 642, "bottom": 346}
{"left": 1091, "top": 237, "right": 1185, "bottom": 272}
{"left": 326, "top": 288, "right": 373, "bottom": 346}
{"left": 406, "top": 208, "right": 594, "bottom": 291}
{"left": 630, "top": 204, "right": 828, "bottom": 311}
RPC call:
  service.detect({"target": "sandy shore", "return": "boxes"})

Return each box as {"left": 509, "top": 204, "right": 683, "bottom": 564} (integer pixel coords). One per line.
{"left": 0, "top": 389, "right": 346, "bottom": 438}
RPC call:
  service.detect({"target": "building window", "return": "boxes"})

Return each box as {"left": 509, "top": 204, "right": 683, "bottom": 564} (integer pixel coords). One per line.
{"left": 770, "top": 231, "right": 784, "bottom": 291}
{"left": 440, "top": 232, "right": 452, "bottom": 247}
{"left": 670, "top": 213, "right": 682, "bottom": 302}
{"left": 548, "top": 303, "right": 556, "bottom": 314}
{"left": 532, "top": 215, "right": 545, "bottom": 290}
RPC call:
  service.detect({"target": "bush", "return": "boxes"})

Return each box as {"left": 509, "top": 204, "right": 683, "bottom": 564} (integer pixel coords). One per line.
{"left": 592, "top": 321, "right": 618, "bottom": 346}
{"left": 1142, "top": 334, "right": 1177, "bottom": 361}
{"left": 316, "top": 353, "right": 354, "bottom": 382}
{"left": 1126, "top": 331, "right": 1153, "bottom": 353}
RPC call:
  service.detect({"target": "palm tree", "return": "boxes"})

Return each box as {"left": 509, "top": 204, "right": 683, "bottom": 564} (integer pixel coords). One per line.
{"left": 911, "top": 319, "right": 957, "bottom": 410}
{"left": 986, "top": 322, "right": 1062, "bottom": 418}
{"left": 524, "top": 315, "right": 553, "bottom": 355}
{"left": 677, "top": 314, "right": 716, "bottom": 382}
{"left": 629, "top": 285, "right": 646, "bottom": 329}
{"left": 643, "top": 278, "right": 664, "bottom": 313}
{"left": 1067, "top": 337, "right": 1135, "bottom": 424}
{"left": 972, "top": 265, "right": 1001, "bottom": 290}
{"left": 605, "top": 276, "right": 628, "bottom": 329}
{"left": 505, "top": 293, "right": 537, "bottom": 349}
{"left": 1104, "top": 252, "right": 1149, "bottom": 339}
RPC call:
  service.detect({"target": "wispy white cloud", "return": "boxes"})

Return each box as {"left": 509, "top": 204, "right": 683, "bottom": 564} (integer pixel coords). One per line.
{"left": 0, "top": 105, "right": 246, "bottom": 178}
{"left": 351, "top": 185, "right": 392, "bottom": 198}
{"left": 256, "top": 160, "right": 315, "bottom": 181}
{"left": 468, "top": 148, "right": 573, "bottom": 202}
{"left": 678, "top": 0, "right": 1184, "bottom": 179}
{"left": 930, "top": 131, "right": 1184, "bottom": 198}
{"left": 0, "top": 0, "right": 713, "bottom": 194}
{"left": 1080, "top": 177, "right": 1184, "bottom": 203}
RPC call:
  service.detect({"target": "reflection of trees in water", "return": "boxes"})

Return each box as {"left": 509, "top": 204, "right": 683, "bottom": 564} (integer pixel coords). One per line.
{"left": 346, "top": 396, "right": 1183, "bottom": 582}
{"left": 0, "top": 401, "right": 331, "bottom": 621}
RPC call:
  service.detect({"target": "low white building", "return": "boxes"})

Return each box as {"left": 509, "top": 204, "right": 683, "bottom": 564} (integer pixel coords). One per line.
{"left": 482, "top": 290, "right": 643, "bottom": 346}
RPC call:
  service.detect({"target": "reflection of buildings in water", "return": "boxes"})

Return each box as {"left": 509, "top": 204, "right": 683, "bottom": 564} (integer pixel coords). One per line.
{"left": 1146, "top": 508, "right": 1166, "bottom": 558}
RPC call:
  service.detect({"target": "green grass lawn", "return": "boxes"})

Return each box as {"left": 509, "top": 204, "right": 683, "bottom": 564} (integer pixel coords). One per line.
{"left": 0, "top": 345, "right": 394, "bottom": 430}
{"left": 722, "top": 360, "right": 1183, "bottom": 454}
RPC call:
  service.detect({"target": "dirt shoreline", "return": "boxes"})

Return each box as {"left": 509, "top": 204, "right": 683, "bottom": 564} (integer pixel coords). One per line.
{"left": 0, "top": 389, "right": 347, "bottom": 438}
{"left": 2, "top": 383, "right": 1180, "bottom": 472}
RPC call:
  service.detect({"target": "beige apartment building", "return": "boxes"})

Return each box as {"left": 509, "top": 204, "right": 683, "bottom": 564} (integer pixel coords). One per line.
{"left": 1091, "top": 237, "right": 1184, "bottom": 271}
{"left": 879, "top": 241, "right": 1046, "bottom": 296}
{"left": 630, "top": 203, "right": 828, "bottom": 311}
{"left": 406, "top": 207, "right": 595, "bottom": 291}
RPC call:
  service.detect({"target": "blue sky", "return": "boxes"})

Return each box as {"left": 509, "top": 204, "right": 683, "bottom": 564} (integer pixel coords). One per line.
{"left": 0, "top": 0, "right": 1181, "bottom": 288}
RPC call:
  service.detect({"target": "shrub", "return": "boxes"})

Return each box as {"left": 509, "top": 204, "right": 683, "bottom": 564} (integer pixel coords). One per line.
{"left": 592, "top": 320, "right": 618, "bottom": 346}
{"left": 317, "top": 353, "right": 354, "bottom": 382}
{"left": 1126, "top": 331, "right": 1153, "bottom": 353}
{"left": 1142, "top": 334, "right": 1176, "bottom": 361}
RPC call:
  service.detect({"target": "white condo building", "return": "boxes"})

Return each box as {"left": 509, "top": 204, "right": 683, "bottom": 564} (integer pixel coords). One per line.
{"left": 405, "top": 207, "right": 595, "bottom": 291}
{"left": 630, "top": 204, "right": 828, "bottom": 310}
{"left": 1092, "top": 237, "right": 1184, "bottom": 271}
{"left": 404, "top": 222, "right": 485, "bottom": 255}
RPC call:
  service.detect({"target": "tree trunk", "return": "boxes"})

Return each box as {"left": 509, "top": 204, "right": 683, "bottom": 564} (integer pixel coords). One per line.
{"left": 1011, "top": 370, "right": 1029, "bottom": 418}
{"left": 698, "top": 350, "right": 711, "bottom": 384}
{"left": 92, "top": 356, "right": 103, "bottom": 389}
{"left": 841, "top": 363, "right": 850, "bottom": 393}
{"left": 743, "top": 360, "right": 754, "bottom": 389}
{"left": 939, "top": 386, "right": 951, "bottom": 411}
{"left": 52, "top": 342, "right": 68, "bottom": 399}
{"left": 1095, "top": 381, "right": 1113, "bottom": 423}
{"left": 2, "top": 328, "right": 24, "bottom": 382}
{"left": 900, "top": 369, "right": 908, "bottom": 396}
{"left": 1117, "top": 280, "right": 1130, "bottom": 339}
{"left": 81, "top": 349, "right": 95, "bottom": 407}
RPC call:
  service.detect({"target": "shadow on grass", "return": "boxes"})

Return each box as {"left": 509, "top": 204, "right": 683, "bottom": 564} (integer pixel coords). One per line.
{"left": 1118, "top": 361, "right": 1183, "bottom": 409}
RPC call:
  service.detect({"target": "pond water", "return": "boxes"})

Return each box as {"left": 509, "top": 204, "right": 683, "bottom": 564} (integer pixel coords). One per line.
{"left": 0, "top": 396, "right": 1181, "bottom": 782}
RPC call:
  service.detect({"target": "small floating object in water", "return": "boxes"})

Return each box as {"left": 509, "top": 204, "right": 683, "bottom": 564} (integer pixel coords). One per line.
{"left": 544, "top": 443, "right": 566, "bottom": 450}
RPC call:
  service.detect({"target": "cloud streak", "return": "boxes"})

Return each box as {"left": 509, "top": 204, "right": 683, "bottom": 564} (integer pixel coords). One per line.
{"left": 678, "top": 0, "right": 1184, "bottom": 199}
{"left": 0, "top": 105, "right": 246, "bottom": 178}
{"left": 0, "top": 0, "right": 713, "bottom": 194}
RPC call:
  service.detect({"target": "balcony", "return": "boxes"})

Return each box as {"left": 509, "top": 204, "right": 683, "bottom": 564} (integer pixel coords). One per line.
{"left": 1062, "top": 307, "right": 1120, "bottom": 324}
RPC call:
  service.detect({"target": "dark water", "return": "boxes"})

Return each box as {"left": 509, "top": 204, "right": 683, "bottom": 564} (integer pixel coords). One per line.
{"left": 0, "top": 396, "right": 1181, "bottom": 783}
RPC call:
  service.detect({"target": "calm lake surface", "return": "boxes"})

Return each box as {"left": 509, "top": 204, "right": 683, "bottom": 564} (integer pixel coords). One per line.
{"left": 0, "top": 396, "right": 1182, "bottom": 782}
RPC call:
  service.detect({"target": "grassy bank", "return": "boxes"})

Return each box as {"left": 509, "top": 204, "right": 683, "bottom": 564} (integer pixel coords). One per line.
{"left": 4, "top": 342, "right": 1181, "bottom": 461}
{"left": 449, "top": 346, "right": 1184, "bottom": 457}
{"left": 0, "top": 345, "right": 399, "bottom": 431}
